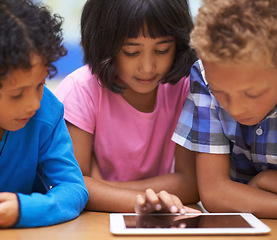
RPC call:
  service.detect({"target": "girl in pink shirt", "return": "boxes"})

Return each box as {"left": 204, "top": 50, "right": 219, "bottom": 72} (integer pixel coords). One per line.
{"left": 55, "top": 0, "right": 199, "bottom": 214}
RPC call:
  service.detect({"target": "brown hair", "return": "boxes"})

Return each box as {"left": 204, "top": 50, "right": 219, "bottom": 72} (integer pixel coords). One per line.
{"left": 191, "top": 0, "right": 277, "bottom": 67}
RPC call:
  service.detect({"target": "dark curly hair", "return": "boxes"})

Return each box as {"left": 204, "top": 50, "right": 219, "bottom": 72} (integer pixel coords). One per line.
{"left": 0, "top": 0, "right": 67, "bottom": 85}
{"left": 81, "top": 0, "right": 197, "bottom": 93}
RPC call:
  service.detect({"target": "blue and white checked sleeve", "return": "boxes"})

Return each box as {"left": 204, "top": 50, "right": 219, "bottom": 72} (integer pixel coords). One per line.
{"left": 172, "top": 60, "right": 230, "bottom": 154}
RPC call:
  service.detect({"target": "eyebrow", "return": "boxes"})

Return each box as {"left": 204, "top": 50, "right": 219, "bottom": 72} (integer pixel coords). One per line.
{"left": 123, "top": 39, "right": 175, "bottom": 46}
{"left": 7, "top": 77, "right": 47, "bottom": 92}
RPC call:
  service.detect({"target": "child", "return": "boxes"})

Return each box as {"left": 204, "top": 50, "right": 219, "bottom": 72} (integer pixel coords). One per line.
{"left": 0, "top": 0, "right": 88, "bottom": 228}
{"left": 172, "top": 0, "right": 277, "bottom": 218}
{"left": 55, "top": 0, "right": 199, "bottom": 214}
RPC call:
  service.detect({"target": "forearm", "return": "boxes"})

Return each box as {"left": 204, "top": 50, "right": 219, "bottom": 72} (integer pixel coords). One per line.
{"left": 100, "top": 173, "right": 199, "bottom": 204}
{"left": 16, "top": 182, "right": 88, "bottom": 228}
{"left": 197, "top": 153, "right": 277, "bottom": 218}
{"left": 102, "top": 145, "right": 199, "bottom": 205}
{"left": 84, "top": 176, "right": 144, "bottom": 212}
{"left": 202, "top": 178, "right": 277, "bottom": 218}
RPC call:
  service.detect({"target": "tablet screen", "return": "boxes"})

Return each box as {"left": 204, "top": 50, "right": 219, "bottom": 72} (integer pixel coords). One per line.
{"left": 123, "top": 214, "right": 252, "bottom": 229}
{"left": 110, "top": 213, "right": 271, "bottom": 235}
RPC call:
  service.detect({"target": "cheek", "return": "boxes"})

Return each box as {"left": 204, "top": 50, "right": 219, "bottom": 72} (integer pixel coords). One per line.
{"left": 158, "top": 56, "right": 175, "bottom": 74}
{"left": 167, "top": 47, "right": 176, "bottom": 67}
{"left": 116, "top": 65, "right": 131, "bottom": 80}
{"left": 212, "top": 93, "right": 229, "bottom": 107}
{"left": 39, "top": 87, "right": 44, "bottom": 100}
{"left": 241, "top": 97, "right": 274, "bottom": 119}
{"left": 167, "top": 51, "right": 176, "bottom": 69}
{"left": 257, "top": 95, "right": 277, "bottom": 115}
{"left": 0, "top": 100, "right": 17, "bottom": 120}
{"left": 115, "top": 57, "right": 132, "bottom": 77}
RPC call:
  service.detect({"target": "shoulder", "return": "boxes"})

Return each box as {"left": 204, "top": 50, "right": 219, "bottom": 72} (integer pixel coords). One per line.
{"left": 188, "top": 59, "right": 218, "bottom": 110}
{"left": 65, "top": 65, "right": 96, "bottom": 84}
{"left": 56, "top": 65, "right": 99, "bottom": 90}
{"left": 190, "top": 59, "right": 208, "bottom": 87}
{"left": 54, "top": 65, "right": 102, "bottom": 102}
{"left": 53, "top": 66, "right": 110, "bottom": 134}
{"left": 160, "top": 76, "right": 190, "bottom": 97}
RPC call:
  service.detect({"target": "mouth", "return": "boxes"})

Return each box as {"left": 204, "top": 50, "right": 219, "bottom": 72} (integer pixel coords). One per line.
{"left": 135, "top": 76, "right": 157, "bottom": 84}
{"left": 16, "top": 114, "right": 35, "bottom": 124}
{"left": 16, "top": 118, "right": 31, "bottom": 124}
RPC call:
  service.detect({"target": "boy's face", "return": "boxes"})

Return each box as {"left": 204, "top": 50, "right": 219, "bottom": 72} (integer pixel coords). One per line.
{"left": 203, "top": 60, "right": 277, "bottom": 126}
{"left": 0, "top": 55, "right": 48, "bottom": 134}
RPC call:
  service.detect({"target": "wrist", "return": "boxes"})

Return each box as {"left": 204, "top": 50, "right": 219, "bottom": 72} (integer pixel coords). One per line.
{"left": 12, "top": 193, "right": 21, "bottom": 227}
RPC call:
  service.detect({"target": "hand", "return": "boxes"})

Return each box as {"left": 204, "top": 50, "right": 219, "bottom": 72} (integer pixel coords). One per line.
{"left": 135, "top": 189, "right": 200, "bottom": 214}
{"left": 248, "top": 172, "right": 261, "bottom": 188}
{"left": 0, "top": 192, "right": 19, "bottom": 228}
{"left": 248, "top": 169, "right": 277, "bottom": 194}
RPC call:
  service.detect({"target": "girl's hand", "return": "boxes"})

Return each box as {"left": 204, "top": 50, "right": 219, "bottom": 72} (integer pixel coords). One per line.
{"left": 0, "top": 192, "right": 19, "bottom": 228}
{"left": 135, "top": 189, "right": 200, "bottom": 214}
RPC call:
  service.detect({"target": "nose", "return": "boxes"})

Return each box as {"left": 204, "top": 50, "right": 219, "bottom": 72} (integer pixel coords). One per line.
{"left": 25, "top": 90, "right": 41, "bottom": 113}
{"left": 138, "top": 54, "right": 156, "bottom": 74}
{"left": 226, "top": 96, "right": 246, "bottom": 118}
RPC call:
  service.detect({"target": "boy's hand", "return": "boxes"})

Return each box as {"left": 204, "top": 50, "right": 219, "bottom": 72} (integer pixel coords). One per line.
{"left": 0, "top": 192, "right": 19, "bottom": 228}
{"left": 135, "top": 189, "right": 200, "bottom": 214}
{"left": 248, "top": 169, "right": 277, "bottom": 194}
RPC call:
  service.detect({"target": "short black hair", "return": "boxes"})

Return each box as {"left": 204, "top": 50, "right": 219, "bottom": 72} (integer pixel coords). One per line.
{"left": 0, "top": 0, "right": 66, "bottom": 82}
{"left": 81, "top": 0, "right": 197, "bottom": 93}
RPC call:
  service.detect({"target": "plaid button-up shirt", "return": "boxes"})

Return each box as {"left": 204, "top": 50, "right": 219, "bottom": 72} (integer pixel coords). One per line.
{"left": 172, "top": 60, "right": 277, "bottom": 183}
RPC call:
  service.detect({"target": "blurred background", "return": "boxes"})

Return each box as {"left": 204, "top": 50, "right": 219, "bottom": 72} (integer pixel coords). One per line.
{"left": 37, "top": 0, "right": 202, "bottom": 90}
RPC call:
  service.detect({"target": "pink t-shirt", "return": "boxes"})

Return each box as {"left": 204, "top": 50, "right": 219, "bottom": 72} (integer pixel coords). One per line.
{"left": 54, "top": 65, "right": 189, "bottom": 181}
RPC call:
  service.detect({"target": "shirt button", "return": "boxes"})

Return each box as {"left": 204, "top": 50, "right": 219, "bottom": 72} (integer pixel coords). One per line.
{"left": 256, "top": 127, "right": 263, "bottom": 136}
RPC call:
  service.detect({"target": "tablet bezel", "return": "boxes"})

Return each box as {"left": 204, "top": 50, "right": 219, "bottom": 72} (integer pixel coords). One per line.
{"left": 110, "top": 213, "right": 271, "bottom": 235}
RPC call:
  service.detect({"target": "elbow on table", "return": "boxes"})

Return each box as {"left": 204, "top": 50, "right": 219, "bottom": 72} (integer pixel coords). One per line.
{"left": 199, "top": 191, "right": 223, "bottom": 213}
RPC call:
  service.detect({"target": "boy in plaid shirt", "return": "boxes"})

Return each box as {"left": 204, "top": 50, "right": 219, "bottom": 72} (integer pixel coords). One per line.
{"left": 173, "top": 0, "right": 277, "bottom": 218}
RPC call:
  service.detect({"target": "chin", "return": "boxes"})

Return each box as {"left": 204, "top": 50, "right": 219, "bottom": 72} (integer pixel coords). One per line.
{"left": 237, "top": 119, "right": 261, "bottom": 126}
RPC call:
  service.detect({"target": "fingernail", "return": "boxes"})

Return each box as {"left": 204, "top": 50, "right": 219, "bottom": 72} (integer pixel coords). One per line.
{"left": 170, "top": 206, "right": 178, "bottom": 213}
{"left": 155, "top": 204, "right": 162, "bottom": 211}
{"left": 180, "top": 208, "right": 186, "bottom": 215}
{"left": 179, "top": 223, "right": 186, "bottom": 228}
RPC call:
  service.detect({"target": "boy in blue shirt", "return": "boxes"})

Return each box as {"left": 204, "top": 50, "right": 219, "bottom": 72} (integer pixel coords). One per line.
{"left": 173, "top": 0, "right": 277, "bottom": 218}
{"left": 0, "top": 0, "right": 88, "bottom": 227}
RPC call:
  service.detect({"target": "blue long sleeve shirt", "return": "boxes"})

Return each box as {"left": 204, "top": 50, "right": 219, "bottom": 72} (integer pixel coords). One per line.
{"left": 0, "top": 87, "right": 88, "bottom": 228}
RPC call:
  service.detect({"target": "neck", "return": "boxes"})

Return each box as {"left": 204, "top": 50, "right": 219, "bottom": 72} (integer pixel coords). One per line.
{"left": 0, "top": 128, "right": 5, "bottom": 141}
{"left": 122, "top": 87, "right": 158, "bottom": 113}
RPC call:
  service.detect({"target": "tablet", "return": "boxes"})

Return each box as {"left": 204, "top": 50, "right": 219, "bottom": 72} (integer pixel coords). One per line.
{"left": 110, "top": 213, "right": 271, "bottom": 235}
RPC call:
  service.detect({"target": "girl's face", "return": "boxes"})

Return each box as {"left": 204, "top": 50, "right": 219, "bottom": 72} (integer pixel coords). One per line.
{"left": 0, "top": 55, "right": 48, "bottom": 137}
{"left": 115, "top": 35, "right": 176, "bottom": 95}
{"left": 203, "top": 60, "right": 277, "bottom": 126}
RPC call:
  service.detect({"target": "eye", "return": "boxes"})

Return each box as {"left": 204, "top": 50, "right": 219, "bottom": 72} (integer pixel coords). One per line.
{"left": 245, "top": 92, "right": 264, "bottom": 99}
{"left": 11, "top": 93, "right": 23, "bottom": 99}
{"left": 155, "top": 48, "right": 169, "bottom": 55}
{"left": 122, "top": 51, "right": 139, "bottom": 57}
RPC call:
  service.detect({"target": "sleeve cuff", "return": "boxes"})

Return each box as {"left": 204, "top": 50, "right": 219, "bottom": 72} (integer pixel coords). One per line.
{"left": 12, "top": 193, "right": 21, "bottom": 228}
